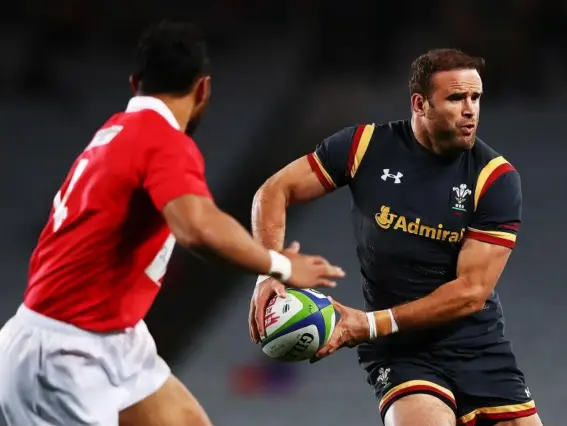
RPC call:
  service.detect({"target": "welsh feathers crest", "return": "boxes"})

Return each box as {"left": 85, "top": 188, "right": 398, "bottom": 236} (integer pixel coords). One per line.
{"left": 452, "top": 184, "right": 471, "bottom": 212}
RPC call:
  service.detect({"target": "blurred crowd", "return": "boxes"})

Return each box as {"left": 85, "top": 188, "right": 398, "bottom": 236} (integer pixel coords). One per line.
{"left": 2, "top": 0, "right": 566, "bottom": 98}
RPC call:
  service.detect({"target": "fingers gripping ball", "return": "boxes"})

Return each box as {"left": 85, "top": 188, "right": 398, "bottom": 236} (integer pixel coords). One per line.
{"left": 261, "top": 289, "right": 336, "bottom": 362}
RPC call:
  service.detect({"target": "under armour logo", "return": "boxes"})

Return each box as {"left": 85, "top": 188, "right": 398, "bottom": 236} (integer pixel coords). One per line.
{"left": 381, "top": 169, "right": 403, "bottom": 184}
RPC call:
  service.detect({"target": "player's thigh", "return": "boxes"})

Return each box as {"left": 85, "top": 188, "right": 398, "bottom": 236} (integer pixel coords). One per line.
{"left": 449, "top": 341, "right": 538, "bottom": 425}
{"left": 358, "top": 345, "right": 458, "bottom": 421}
{"left": 0, "top": 319, "right": 118, "bottom": 426}
{"left": 493, "top": 414, "right": 543, "bottom": 426}
{"left": 0, "top": 321, "right": 40, "bottom": 425}
{"left": 119, "top": 374, "right": 212, "bottom": 426}
{"left": 384, "top": 394, "right": 456, "bottom": 426}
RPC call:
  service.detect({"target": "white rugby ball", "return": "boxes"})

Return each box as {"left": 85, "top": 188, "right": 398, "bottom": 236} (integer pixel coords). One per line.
{"left": 260, "top": 289, "right": 336, "bottom": 362}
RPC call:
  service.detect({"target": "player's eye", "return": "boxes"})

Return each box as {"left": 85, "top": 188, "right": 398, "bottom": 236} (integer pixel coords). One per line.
{"left": 447, "top": 94, "right": 465, "bottom": 101}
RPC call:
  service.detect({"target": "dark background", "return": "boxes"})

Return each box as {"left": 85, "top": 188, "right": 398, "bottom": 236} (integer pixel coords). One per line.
{"left": 1, "top": 1, "right": 565, "bottom": 424}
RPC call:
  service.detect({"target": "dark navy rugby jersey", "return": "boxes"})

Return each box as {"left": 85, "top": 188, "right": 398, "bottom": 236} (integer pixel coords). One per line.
{"left": 307, "top": 120, "right": 522, "bottom": 351}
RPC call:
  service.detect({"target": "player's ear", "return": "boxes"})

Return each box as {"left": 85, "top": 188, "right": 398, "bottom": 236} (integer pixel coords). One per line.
{"left": 129, "top": 74, "right": 139, "bottom": 95}
{"left": 194, "top": 76, "right": 211, "bottom": 108}
{"left": 411, "top": 93, "right": 427, "bottom": 117}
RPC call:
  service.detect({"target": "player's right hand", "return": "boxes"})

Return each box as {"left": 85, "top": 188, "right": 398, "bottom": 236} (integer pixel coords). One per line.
{"left": 249, "top": 276, "right": 285, "bottom": 343}
{"left": 249, "top": 243, "right": 344, "bottom": 343}
{"left": 283, "top": 242, "right": 345, "bottom": 289}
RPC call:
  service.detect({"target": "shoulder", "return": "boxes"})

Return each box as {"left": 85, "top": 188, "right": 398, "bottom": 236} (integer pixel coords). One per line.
{"left": 355, "top": 120, "right": 409, "bottom": 141}
{"left": 128, "top": 111, "right": 201, "bottom": 154}
{"left": 351, "top": 119, "right": 410, "bottom": 155}
{"left": 118, "top": 111, "right": 205, "bottom": 173}
{"left": 98, "top": 110, "right": 177, "bottom": 153}
{"left": 346, "top": 120, "right": 411, "bottom": 178}
{"left": 361, "top": 120, "right": 413, "bottom": 154}
{"left": 321, "top": 120, "right": 405, "bottom": 147}
{"left": 346, "top": 119, "right": 409, "bottom": 148}
{"left": 469, "top": 138, "right": 521, "bottom": 211}
{"left": 470, "top": 137, "right": 518, "bottom": 175}
{"left": 139, "top": 110, "right": 185, "bottom": 140}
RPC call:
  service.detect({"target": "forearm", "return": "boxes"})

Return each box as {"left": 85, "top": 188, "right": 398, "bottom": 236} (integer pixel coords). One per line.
{"left": 372, "top": 277, "right": 484, "bottom": 336}
{"left": 191, "top": 208, "right": 275, "bottom": 275}
{"left": 251, "top": 156, "right": 328, "bottom": 254}
{"left": 251, "top": 185, "right": 288, "bottom": 251}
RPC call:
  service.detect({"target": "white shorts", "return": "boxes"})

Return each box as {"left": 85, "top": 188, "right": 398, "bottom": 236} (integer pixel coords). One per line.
{"left": 0, "top": 305, "right": 170, "bottom": 426}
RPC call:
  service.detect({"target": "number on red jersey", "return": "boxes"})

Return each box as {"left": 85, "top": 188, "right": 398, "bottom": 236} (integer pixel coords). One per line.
{"left": 52, "top": 126, "right": 123, "bottom": 232}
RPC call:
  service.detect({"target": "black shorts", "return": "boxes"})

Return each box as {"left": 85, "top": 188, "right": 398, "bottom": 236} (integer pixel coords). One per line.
{"left": 358, "top": 340, "right": 537, "bottom": 425}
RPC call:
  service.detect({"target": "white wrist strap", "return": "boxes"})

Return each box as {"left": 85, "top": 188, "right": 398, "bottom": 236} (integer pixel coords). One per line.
{"left": 267, "top": 250, "right": 292, "bottom": 282}
{"left": 366, "top": 312, "right": 378, "bottom": 340}
{"left": 256, "top": 275, "right": 271, "bottom": 286}
{"left": 388, "top": 309, "right": 399, "bottom": 334}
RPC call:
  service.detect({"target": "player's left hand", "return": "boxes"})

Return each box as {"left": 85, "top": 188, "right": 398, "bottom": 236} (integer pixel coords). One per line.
{"left": 310, "top": 297, "right": 369, "bottom": 363}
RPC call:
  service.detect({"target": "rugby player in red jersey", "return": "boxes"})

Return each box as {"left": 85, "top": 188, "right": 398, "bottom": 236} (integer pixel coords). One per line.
{"left": 0, "top": 20, "right": 344, "bottom": 426}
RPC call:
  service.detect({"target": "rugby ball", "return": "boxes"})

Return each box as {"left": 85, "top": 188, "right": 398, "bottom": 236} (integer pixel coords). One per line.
{"left": 260, "top": 289, "right": 336, "bottom": 362}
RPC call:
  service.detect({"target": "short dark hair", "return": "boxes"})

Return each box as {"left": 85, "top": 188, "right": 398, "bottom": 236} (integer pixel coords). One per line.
{"left": 134, "top": 20, "right": 210, "bottom": 96}
{"left": 409, "top": 49, "right": 485, "bottom": 97}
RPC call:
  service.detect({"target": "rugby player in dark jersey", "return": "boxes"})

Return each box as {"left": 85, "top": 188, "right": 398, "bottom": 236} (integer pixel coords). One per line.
{"left": 248, "top": 49, "right": 542, "bottom": 426}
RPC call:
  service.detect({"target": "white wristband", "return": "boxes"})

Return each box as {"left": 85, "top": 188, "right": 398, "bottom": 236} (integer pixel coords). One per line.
{"left": 388, "top": 309, "right": 399, "bottom": 334}
{"left": 256, "top": 275, "right": 271, "bottom": 286}
{"left": 267, "top": 250, "right": 292, "bottom": 282}
{"left": 366, "top": 312, "right": 378, "bottom": 340}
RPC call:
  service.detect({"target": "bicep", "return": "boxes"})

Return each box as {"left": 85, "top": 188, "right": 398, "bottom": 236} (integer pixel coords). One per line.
{"left": 457, "top": 238, "right": 512, "bottom": 297}
{"left": 264, "top": 155, "right": 329, "bottom": 205}
{"left": 466, "top": 165, "right": 521, "bottom": 249}
{"left": 162, "top": 194, "right": 218, "bottom": 247}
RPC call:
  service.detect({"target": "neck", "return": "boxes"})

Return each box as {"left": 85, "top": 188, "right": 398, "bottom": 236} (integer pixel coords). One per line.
{"left": 410, "top": 117, "right": 465, "bottom": 159}
{"left": 142, "top": 93, "right": 193, "bottom": 131}
{"left": 411, "top": 116, "right": 437, "bottom": 154}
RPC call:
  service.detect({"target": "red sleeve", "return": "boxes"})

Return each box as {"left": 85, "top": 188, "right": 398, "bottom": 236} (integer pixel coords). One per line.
{"left": 140, "top": 131, "right": 212, "bottom": 211}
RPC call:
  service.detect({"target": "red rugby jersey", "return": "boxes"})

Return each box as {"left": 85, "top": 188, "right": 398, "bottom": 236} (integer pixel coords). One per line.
{"left": 25, "top": 96, "right": 211, "bottom": 331}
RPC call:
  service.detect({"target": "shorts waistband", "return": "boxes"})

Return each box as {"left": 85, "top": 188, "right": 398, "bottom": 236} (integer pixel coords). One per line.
{"left": 14, "top": 304, "right": 107, "bottom": 337}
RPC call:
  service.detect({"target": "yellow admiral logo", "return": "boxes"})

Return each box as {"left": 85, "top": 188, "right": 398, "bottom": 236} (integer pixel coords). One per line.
{"left": 375, "top": 206, "right": 465, "bottom": 243}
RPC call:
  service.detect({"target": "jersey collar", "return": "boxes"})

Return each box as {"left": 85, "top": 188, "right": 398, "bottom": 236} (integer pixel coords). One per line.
{"left": 125, "top": 96, "right": 181, "bottom": 131}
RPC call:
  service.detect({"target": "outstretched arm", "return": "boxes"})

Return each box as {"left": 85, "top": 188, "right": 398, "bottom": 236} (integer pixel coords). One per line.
{"left": 165, "top": 195, "right": 273, "bottom": 274}
{"left": 252, "top": 156, "right": 329, "bottom": 251}
{"left": 377, "top": 238, "right": 511, "bottom": 334}
{"left": 252, "top": 124, "right": 367, "bottom": 250}
{"left": 142, "top": 128, "right": 344, "bottom": 287}
{"left": 249, "top": 125, "right": 367, "bottom": 342}
{"left": 313, "top": 239, "right": 513, "bottom": 360}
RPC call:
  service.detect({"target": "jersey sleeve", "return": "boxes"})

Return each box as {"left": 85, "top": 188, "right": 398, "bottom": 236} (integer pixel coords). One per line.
{"left": 307, "top": 124, "right": 376, "bottom": 190}
{"left": 140, "top": 132, "right": 212, "bottom": 211}
{"left": 465, "top": 157, "right": 521, "bottom": 249}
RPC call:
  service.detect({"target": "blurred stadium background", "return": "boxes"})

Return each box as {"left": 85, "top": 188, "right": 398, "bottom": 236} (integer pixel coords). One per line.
{"left": 1, "top": 1, "right": 566, "bottom": 424}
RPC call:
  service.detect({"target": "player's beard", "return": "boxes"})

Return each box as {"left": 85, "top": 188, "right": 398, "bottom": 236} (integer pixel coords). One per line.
{"left": 426, "top": 104, "right": 476, "bottom": 155}
{"left": 432, "top": 126, "right": 475, "bottom": 157}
